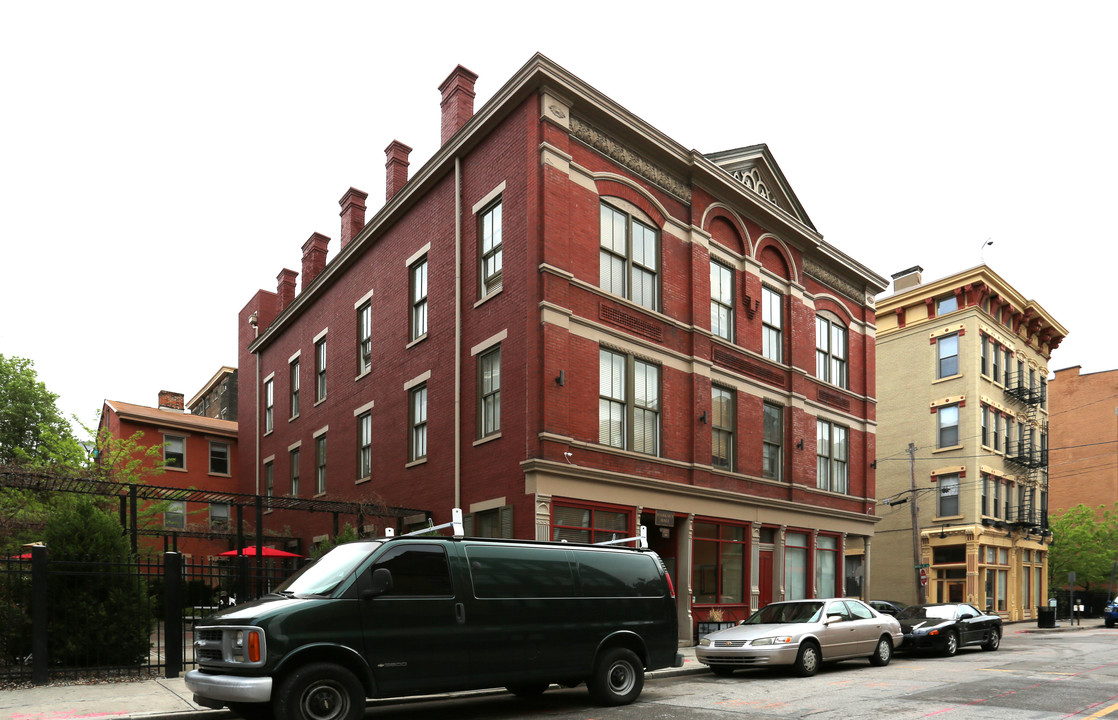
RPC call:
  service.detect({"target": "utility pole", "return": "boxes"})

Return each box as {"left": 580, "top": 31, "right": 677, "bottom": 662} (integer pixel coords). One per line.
{"left": 909, "top": 442, "right": 925, "bottom": 603}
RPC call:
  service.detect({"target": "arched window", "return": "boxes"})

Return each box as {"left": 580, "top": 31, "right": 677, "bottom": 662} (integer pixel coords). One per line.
{"left": 815, "top": 312, "right": 848, "bottom": 389}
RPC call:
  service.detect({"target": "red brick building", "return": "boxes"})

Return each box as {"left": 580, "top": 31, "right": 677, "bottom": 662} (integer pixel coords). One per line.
{"left": 237, "top": 54, "right": 887, "bottom": 641}
{"left": 98, "top": 391, "right": 238, "bottom": 558}
{"left": 1048, "top": 366, "right": 1118, "bottom": 513}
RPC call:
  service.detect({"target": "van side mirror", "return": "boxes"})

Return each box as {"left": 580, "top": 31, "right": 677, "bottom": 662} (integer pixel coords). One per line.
{"left": 365, "top": 567, "right": 393, "bottom": 599}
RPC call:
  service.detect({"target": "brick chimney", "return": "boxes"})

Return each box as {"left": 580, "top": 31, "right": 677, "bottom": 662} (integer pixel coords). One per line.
{"left": 158, "top": 391, "right": 185, "bottom": 412}
{"left": 277, "top": 268, "right": 298, "bottom": 311}
{"left": 439, "top": 65, "right": 478, "bottom": 145}
{"left": 301, "top": 232, "right": 330, "bottom": 291}
{"left": 385, "top": 141, "right": 413, "bottom": 201}
{"left": 338, "top": 187, "right": 368, "bottom": 249}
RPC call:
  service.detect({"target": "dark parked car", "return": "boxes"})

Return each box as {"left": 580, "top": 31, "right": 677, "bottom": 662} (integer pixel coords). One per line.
{"left": 897, "top": 603, "right": 1002, "bottom": 656}
{"left": 868, "top": 600, "right": 907, "bottom": 617}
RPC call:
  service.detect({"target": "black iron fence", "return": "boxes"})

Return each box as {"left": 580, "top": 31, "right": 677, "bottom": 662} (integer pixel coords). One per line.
{"left": 0, "top": 545, "right": 303, "bottom": 685}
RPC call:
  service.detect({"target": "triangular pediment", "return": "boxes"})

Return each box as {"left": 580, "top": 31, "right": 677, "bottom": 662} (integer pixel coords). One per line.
{"left": 705, "top": 144, "right": 816, "bottom": 232}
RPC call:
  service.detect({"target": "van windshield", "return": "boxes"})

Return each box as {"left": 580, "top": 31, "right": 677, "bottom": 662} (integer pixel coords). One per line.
{"left": 273, "top": 542, "right": 380, "bottom": 596}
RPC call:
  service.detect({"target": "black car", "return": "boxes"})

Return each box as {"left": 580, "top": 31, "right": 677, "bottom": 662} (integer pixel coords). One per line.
{"left": 896, "top": 603, "right": 1002, "bottom": 656}
{"left": 868, "top": 600, "right": 908, "bottom": 617}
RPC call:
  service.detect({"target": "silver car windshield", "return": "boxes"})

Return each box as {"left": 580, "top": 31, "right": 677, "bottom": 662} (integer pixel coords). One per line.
{"left": 273, "top": 541, "right": 380, "bottom": 596}
{"left": 745, "top": 601, "right": 824, "bottom": 624}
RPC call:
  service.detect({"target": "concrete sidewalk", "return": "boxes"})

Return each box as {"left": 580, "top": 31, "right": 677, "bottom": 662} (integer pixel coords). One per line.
{"left": 0, "top": 648, "right": 707, "bottom": 720}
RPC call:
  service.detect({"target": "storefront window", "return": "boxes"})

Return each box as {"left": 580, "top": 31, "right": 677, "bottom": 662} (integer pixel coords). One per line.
{"left": 785, "top": 532, "right": 809, "bottom": 600}
{"left": 692, "top": 522, "right": 747, "bottom": 605}
{"left": 815, "top": 535, "right": 838, "bottom": 598}
{"left": 551, "top": 503, "right": 630, "bottom": 544}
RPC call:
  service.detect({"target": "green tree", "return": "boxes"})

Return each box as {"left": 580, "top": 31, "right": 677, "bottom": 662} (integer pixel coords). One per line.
{"left": 1048, "top": 503, "right": 1118, "bottom": 593}
{"left": 0, "top": 354, "right": 85, "bottom": 468}
{"left": 42, "top": 495, "right": 153, "bottom": 666}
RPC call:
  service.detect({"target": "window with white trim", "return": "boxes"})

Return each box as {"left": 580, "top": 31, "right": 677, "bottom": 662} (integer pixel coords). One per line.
{"left": 410, "top": 257, "right": 428, "bottom": 341}
{"left": 937, "top": 333, "right": 959, "bottom": 378}
{"left": 478, "top": 347, "right": 501, "bottom": 438}
{"left": 816, "top": 420, "right": 848, "bottom": 493}
{"left": 710, "top": 261, "right": 734, "bottom": 341}
{"left": 763, "top": 403, "right": 783, "bottom": 480}
{"left": 938, "top": 404, "right": 960, "bottom": 448}
{"left": 357, "top": 412, "right": 372, "bottom": 479}
{"left": 815, "top": 314, "right": 848, "bottom": 388}
{"left": 315, "top": 338, "right": 327, "bottom": 402}
{"left": 209, "top": 441, "right": 229, "bottom": 474}
{"left": 762, "top": 286, "right": 782, "bottom": 362}
{"left": 409, "top": 384, "right": 427, "bottom": 462}
{"left": 264, "top": 378, "right": 274, "bottom": 433}
{"left": 290, "top": 360, "right": 300, "bottom": 418}
{"left": 357, "top": 301, "right": 372, "bottom": 375}
{"left": 598, "top": 348, "right": 660, "bottom": 456}
{"left": 711, "top": 385, "right": 734, "bottom": 469}
{"left": 599, "top": 202, "right": 659, "bottom": 311}
{"left": 164, "top": 434, "right": 185, "bottom": 469}
{"left": 315, "top": 435, "right": 327, "bottom": 494}
{"left": 479, "top": 199, "right": 502, "bottom": 297}
{"left": 937, "top": 473, "right": 960, "bottom": 516}
{"left": 290, "top": 448, "right": 300, "bottom": 496}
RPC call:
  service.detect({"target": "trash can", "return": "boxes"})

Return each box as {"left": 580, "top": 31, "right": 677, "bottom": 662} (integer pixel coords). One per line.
{"left": 1037, "top": 607, "right": 1056, "bottom": 628}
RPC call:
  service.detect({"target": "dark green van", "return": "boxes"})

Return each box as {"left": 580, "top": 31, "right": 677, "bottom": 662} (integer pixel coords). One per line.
{"left": 185, "top": 515, "right": 681, "bottom": 720}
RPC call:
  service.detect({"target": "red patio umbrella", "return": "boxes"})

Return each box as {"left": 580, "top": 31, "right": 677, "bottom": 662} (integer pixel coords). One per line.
{"left": 217, "top": 547, "right": 303, "bottom": 558}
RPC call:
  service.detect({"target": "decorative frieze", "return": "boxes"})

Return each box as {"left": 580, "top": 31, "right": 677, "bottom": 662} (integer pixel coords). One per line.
{"left": 570, "top": 115, "right": 691, "bottom": 203}
{"left": 804, "top": 257, "right": 874, "bottom": 306}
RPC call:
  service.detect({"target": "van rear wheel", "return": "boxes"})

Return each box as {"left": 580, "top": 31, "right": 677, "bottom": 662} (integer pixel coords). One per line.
{"left": 228, "top": 703, "right": 274, "bottom": 720}
{"left": 274, "top": 662, "right": 364, "bottom": 720}
{"left": 587, "top": 648, "right": 644, "bottom": 706}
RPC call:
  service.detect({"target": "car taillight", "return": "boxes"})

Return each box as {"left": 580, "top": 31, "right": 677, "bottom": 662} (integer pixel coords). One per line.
{"left": 665, "top": 571, "right": 676, "bottom": 599}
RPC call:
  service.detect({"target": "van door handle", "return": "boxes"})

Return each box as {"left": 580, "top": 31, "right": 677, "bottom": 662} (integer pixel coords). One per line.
{"left": 455, "top": 602, "right": 465, "bottom": 624}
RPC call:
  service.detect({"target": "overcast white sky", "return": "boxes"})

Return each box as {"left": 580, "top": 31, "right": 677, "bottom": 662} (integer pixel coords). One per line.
{"left": 2, "top": 2, "right": 1114, "bottom": 438}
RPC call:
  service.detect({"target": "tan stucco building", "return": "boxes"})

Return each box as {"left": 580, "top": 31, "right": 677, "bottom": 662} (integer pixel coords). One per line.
{"left": 872, "top": 265, "right": 1067, "bottom": 621}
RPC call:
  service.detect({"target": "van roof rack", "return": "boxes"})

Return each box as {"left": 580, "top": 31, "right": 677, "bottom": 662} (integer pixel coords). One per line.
{"left": 384, "top": 508, "right": 465, "bottom": 539}
{"left": 595, "top": 525, "right": 648, "bottom": 549}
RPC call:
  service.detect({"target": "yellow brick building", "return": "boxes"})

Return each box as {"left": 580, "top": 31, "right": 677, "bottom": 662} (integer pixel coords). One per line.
{"left": 872, "top": 265, "right": 1067, "bottom": 621}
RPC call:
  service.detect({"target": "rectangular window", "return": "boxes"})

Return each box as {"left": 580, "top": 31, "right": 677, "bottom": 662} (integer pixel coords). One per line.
{"left": 815, "top": 315, "right": 848, "bottom": 388}
{"left": 815, "top": 535, "right": 838, "bottom": 598}
{"left": 471, "top": 505, "right": 513, "bottom": 539}
{"left": 209, "top": 442, "right": 229, "bottom": 474}
{"left": 710, "top": 261, "right": 734, "bottom": 341}
{"left": 938, "top": 404, "right": 959, "bottom": 448}
{"left": 762, "top": 287, "right": 782, "bottom": 362}
{"left": 981, "top": 475, "right": 989, "bottom": 516}
{"left": 315, "top": 339, "right": 327, "bottom": 402}
{"left": 762, "top": 403, "right": 783, "bottom": 480}
{"left": 691, "top": 522, "right": 747, "bottom": 604}
{"left": 290, "top": 448, "right": 300, "bottom": 496}
{"left": 409, "top": 384, "right": 427, "bottom": 462}
{"left": 357, "top": 301, "right": 372, "bottom": 375}
{"left": 357, "top": 412, "right": 372, "bottom": 479}
{"left": 711, "top": 385, "right": 734, "bottom": 469}
{"left": 264, "top": 378, "right": 274, "bottom": 433}
{"left": 991, "top": 340, "right": 1000, "bottom": 382}
{"left": 1003, "top": 349, "right": 1011, "bottom": 386}
{"left": 164, "top": 434, "right": 185, "bottom": 469}
{"left": 164, "top": 500, "right": 186, "bottom": 530}
{"left": 209, "top": 503, "right": 229, "bottom": 531}
{"left": 410, "top": 257, "right": 428, "bottom": 341}
{"left": 290, "top": 360, "right": 300, "bottom": 418}
{"left": 993, "top": 411, "right": 1002, "bottom": 452}
{"left": 816, "top": 420, "right": 848, "bottom": 493}
{"left": 479, "top": 200, "right": 503, "bottom": 296}
{"left": 598, "top": 348, "right": 660, "bottom": 456}
{"left": 784, "top": 531, "right": 809, "bottom": 601}
{"left": 551, "top": 503, "right": 630, "bottom": 544}
{"left": 938, "top": 473, "right": 960, "bottom": 516}
{"left": 981, "top": 335, "right": 989, "bottom": 377}
{"left": 994, "top": 481, "right": 1003, "bottom": 519}
{"left": 599, "top": 202, "right": 659, "bottom": 311}
{"left": 479, "top": 347, "right": 501, "bottom": 438}
{"left": 937, "top": 333, "right": 959, "bottom": 378}
{"left": 264, "top": 461, "right": 274, "bottom": 498}
{"left": 981, "top": 405, "right": 989, "bottom": 446}
{"left": 315, "top": 435, "right": 327, "bottom": 494}
{"left": 937, "top": 295, "right": 958, "bottom": 315}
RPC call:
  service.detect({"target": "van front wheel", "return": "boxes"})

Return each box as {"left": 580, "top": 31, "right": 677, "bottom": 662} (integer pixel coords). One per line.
{"left": 587, "top": 648, "right": 644, "bottom": 706}
{"left": 274, "top": 662, "right": 365, "bottom": 720}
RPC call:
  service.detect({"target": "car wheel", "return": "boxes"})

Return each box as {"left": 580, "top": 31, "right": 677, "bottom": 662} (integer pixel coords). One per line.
{"left": 982, "top": 629, "right": 1001, "bottom": 651}
{"left": 587, "top": 648, "right": 644, "bottom": 706}
{"left": 228, "top": 703, "right": 274, "bottom": 720}
{"left": 710, "top": 666, "right": 736, "bottom": 677}
{"left": 1106, "top": 618, "right": 1115, "bottom": 628}
{"left": 869, "top": 636, "right": 893, "bottom": 666}
{"left": 793, "top": 642, "right": 820, "bottom": 677}
{"left": 942, "top": 631, "right": 959, "bottom": 657}
{"left": 506, "top": 682, "right": 550, "bottom": 697}
{"left": 274, "top": 662, "right": 365, "bottom": 720}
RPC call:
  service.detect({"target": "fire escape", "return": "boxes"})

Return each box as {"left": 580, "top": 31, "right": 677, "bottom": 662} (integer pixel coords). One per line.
{"left": 1004, "top": 369, "right": 1048, "bottom": 531}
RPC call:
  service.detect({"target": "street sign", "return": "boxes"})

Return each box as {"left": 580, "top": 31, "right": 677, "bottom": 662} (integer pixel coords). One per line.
{"left": 919, "top": 567, "right": 929, "bottom": 586}
{"left": 914, "top": 563, "right": 930, "bottom": 569}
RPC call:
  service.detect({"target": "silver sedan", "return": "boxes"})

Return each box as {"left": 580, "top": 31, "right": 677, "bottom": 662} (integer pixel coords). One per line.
{"left": 696, "top": 598, "right": 903, "bottom": 677}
